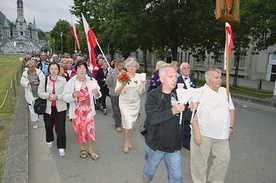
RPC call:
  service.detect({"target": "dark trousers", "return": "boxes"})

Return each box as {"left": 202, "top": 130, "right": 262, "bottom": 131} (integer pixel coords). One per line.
{"left": 99, "top": 87, "right": 109, "bottom": 108}
{"left": 110, "top": 95, "right": 121, "bottom": 128}
{"left": 183, "top": 122, "right": 191, "bottom": 148}
{"left": 44, "top": 106, "right": 66, "bottom": 149}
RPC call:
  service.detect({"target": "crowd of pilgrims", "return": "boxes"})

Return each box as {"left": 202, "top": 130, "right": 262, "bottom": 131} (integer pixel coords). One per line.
{"left": 20, "top": 51, "right": 144, "bottom": 159}
{"left": 20, "top": 51, "right": 234, "bottom": 183}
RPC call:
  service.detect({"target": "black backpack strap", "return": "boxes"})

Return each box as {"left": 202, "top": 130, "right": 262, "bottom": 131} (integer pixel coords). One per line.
{"left": 44, "top": 77, "right": 48, "bottom": 92}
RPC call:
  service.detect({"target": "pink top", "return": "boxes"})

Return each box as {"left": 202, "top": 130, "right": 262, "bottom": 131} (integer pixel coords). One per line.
{"left": 50, "top": 78, "right": 56, "bottom": 106}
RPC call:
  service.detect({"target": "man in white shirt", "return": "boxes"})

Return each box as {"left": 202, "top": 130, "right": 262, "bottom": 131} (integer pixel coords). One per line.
{"left": 191, "top": 68, "right": 236, "bottom": 183}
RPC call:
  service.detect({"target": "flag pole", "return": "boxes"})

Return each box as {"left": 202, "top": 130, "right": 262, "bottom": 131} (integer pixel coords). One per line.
{"left": 95, "top": 40, "right": 111, "bottom": 68}
{"left": 225, "top": 24, "right": 230, "bottom": 102}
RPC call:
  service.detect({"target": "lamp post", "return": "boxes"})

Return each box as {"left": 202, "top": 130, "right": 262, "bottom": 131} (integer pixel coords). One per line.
{"left": 52, "top": 38, "right": 55, "bottom": 54}
{"left": 60, "top": 32, "right": 63, "bottom": 55}
{"left": 29, "top": 43, "right": 32, "bottom": 53}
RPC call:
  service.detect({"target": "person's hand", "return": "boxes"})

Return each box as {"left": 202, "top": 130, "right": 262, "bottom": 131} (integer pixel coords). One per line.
{"left": 171, "top": 103, "right": 185, "bottom": 115}
{"left": 92, "top": 88, "right": 100, "bottom": 97}
{"left": 92, "top": 88, "right": 98, "bottom": 94}
{"left": 193, "top": 131, "right": 202, "bottom": 146}
{"left": 29, "top": 80, "right": 37, "bottom": 85}
{"left": 49, "top": 94, "right": 58, "bottom": 101}
{"left": 108, "top": 68, "right": 113, "bottom": 74}
{"left": 142, "top": 80, "right": 147, "bottom": 86}
{"left": 228, "top": 129, "right": 234, "bottom": 139}
{"left": 72, "top": 91, "right": 80, "bottom": 98}
{"left": 190, "top": 102, "right": 199, "bottom": 111}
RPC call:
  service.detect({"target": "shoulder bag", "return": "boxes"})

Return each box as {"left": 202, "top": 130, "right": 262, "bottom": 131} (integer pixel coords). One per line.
{"left": 34, "top": 77, "right": 47, "bottom": 114}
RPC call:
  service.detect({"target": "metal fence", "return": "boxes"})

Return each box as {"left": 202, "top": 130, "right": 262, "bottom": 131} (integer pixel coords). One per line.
{"left": 0, "top": 67, "right": 23, "bottom": 113}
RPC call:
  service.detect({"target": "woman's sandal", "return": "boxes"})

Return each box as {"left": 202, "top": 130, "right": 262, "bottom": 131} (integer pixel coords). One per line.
{"left": 128, "top": 143, "right": 133, "bottom": 150}
{"left": 80, "top": 150, "right": 87, "bottom": 159}
{"left": 88, "top": 151, "right": 99, "bottom": 160}
{"left": 123, "top": 144, "right": 129, "bottom": 154}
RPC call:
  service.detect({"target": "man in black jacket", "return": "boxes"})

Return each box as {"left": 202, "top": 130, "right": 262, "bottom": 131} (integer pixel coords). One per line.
{"left": 142, "top": 64, "right": 191, "bottom": 183}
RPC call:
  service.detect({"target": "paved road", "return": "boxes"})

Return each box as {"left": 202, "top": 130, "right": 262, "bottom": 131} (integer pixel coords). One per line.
{"left": 27, "top": 95, "right": 276, "bottom": 183}
{"left": 3, "top": 77, "right": 276, "bottom": 183}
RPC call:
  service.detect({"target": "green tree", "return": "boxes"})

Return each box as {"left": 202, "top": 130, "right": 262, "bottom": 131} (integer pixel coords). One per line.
{"left": 70, "top": 0, "right": 152, "bottom": 59}
{"left": 69, "top": 0, "right": 276, "bottom": 83}
{"left": 248, "top": 0, "right": 276, "bottom": 53}
{"left": 70, "top": 0, "right": 104, "bottom": 58}
{"left": 37, "top": 29, "right": 48, "bottom": 40}
{"left": 229, "top": 0, "right": 276, "bottom": 86}
{"left": 50, "top": 19, "right": 74, "bottom": 55}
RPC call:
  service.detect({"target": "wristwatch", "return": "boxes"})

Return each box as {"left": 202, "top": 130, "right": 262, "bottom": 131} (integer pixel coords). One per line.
{"left": 230, "top": 126, "right": 234, "bottom": 130}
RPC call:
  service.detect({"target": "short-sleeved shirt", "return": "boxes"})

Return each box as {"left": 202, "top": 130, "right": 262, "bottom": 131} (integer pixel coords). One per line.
{"left": 197, "top": 84, "right": 235, "bottom": 139}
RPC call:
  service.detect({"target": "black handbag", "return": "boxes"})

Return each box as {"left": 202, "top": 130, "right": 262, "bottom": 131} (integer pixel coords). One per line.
{"left": 34, "top": 77, "right": 47, "bottom": 114}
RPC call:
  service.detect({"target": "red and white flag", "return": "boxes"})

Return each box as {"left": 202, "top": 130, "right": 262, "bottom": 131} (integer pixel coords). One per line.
{"left": 81, "top": 13, "right": 98, "bottom": 68}
{"left": 71, "top": 17, "right": 81, "bottom": 53}
{"left": 224, "top": 22, "right": 234, "bottom": 70}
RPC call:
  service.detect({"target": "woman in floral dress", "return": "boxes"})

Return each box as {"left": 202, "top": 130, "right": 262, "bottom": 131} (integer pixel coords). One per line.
{"left": 115, "top": 59, "right": 147, "bottom": 153}
{"left": 63, "top": 61, "right": 101, "bottom": 160}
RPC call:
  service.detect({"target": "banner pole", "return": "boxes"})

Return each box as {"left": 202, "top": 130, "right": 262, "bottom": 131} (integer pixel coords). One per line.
{"left": 225, "top": 25, "right": 230, "bottom": 102}
{"left": 95, "top": 40, "right": 111, "bottom": 68}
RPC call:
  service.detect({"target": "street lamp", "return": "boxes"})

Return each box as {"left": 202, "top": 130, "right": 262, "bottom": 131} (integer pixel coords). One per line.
{"left": 52, "top": 38, "right": 55, "bottom": 54}
{"left": 29, "top": 43, "right": 32, "bottom": 53}
{"left": 60, "top": 32, "right": 63, "bottom": 55}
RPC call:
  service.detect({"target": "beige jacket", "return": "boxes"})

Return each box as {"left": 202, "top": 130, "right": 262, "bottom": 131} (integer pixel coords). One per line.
{"left": 20, "top": 69, "right": 45, "bottom": 105}
{"left": 38, "top": 76, "right": 67, "bottom": 114}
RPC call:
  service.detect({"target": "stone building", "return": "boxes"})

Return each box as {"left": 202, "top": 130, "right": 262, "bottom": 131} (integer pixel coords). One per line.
{"left": 135, "top": 44, "right": 276, "bottom": 82}
{"left": 0, "top": 0, "right": 46, "bottom": 54}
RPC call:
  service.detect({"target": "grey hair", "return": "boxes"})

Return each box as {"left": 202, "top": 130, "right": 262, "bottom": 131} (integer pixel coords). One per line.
{"left": 125, "top": 60, "right": 140, "bottom": 70}
{"left": 25, "top": 55, "right": 32, "bottom": 61}
{"left": 125, "top": 56, "right": 137, "bottom": 67}
{"left": 159, "top": 64, "right": 175, "bottom": 78}
{"left": 115, "top": 58, "right": 124, "bottom": 63}
{"left": 25, "top": 60, "right": 36, "bottom": 67}
{"left": 180, "top": 62, "right": 190, "bottom": 70}
{"left": 205, "top": 68, "right": 222, "bottom": 79}
{"left": 52, "top": 54, "right": 58, "bottom": 58}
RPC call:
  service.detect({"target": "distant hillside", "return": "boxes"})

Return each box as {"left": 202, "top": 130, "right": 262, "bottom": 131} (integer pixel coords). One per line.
{"left": 0, "top": 11, "right": 12, "bottom": 26}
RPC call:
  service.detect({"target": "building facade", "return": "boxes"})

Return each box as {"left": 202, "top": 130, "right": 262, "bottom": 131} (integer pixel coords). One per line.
{"left": 0, "top": 0, "right": 46, "bottom": 54}
{"left": 135, "top": 44, "right": 276, "bottom": 82}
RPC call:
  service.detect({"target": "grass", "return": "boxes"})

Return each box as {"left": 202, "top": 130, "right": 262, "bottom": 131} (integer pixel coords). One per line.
{"left": 196, "top": 80, "right": 273, "bottom": 99}
{"left": 0, "top": 55, "right": 22, "bottom": 181}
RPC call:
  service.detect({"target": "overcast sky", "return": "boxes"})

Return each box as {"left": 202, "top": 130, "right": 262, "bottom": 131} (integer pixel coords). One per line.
{"left": 0, "top": 0, "right": 77, "bottom": 32}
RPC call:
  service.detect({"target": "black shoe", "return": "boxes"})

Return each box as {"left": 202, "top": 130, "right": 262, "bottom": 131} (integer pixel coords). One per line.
{"left": 102, "top": 109, "right": 107, "bottom": 115}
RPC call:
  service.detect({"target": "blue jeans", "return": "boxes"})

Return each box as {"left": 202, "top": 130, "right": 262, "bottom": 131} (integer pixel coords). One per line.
{"left": 142, "top": 144, "right": 183, "bottom": 183}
